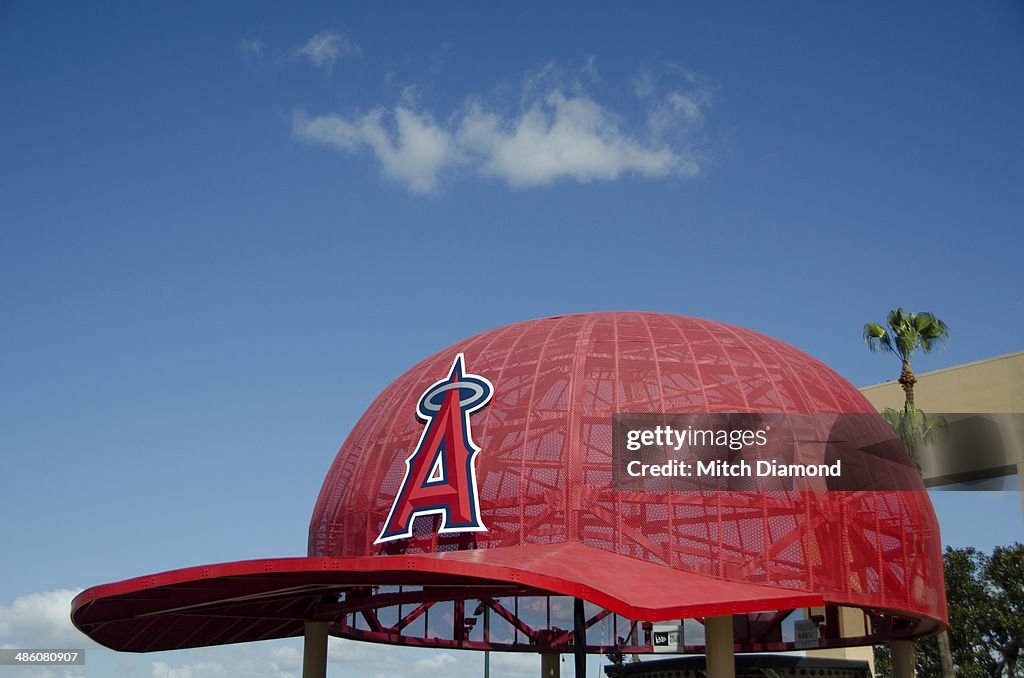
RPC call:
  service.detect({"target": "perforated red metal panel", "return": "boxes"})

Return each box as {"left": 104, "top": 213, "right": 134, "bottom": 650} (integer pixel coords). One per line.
{"left": 310, "top": 312, "right": 946, "bottom": 625}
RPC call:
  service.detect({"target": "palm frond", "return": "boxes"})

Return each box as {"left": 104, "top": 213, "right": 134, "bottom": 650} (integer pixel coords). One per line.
{"left": 882, "top": 407, "right": 903, "bottom": 431}
{"left": 881, "top": 404, "right": 947, "bottom": 472}
{"left": 916, "top": 312, "right": 951, "bottom": 352}
{"left": 863, "top": 323, "right": 894, "bottom": 354}
{"left": 922, "top": 415, "right": 947, "bottom": 445}
{"left": 887, "top": 308, "right": 905, "bottom": 329}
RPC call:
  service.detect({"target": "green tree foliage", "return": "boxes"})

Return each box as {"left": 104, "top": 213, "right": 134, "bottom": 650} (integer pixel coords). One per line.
{"left": 988, "top": 544, "right": 1024, "bottom": 675}
{"left": 874, "top": 544, "right": 1024, "bottom": 676}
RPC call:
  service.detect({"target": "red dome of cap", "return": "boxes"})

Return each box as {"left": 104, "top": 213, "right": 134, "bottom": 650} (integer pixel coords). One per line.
{"left": 310, "top": 312, "right": 945, "bottom": 632}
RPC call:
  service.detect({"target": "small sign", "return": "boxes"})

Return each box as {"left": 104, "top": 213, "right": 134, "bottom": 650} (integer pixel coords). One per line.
{"left": 651, "top": 624, "right": 683, "bottom": 653}
{"left": 794, "top": 619, "right": 819, "bottom": 649}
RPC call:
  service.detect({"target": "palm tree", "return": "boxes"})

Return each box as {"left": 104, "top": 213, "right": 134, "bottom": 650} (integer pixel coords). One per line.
{"left": 863, "top": 308, "right": 949, "bottom": 409}
{"left": 880, "top": 405, "right": 946, "bottom": 471}
{"left": 864, "top": 308, "right": 952, "bottom": 677}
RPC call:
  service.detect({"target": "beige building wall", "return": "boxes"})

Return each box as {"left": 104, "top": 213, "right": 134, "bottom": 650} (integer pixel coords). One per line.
{"left": 859, "top": 350, "right": 1024, "bottom": 414}
{"left": 860, "top": 350, "right": 1024, "bottom": 489}
{"left": 805, "top": 607, "right": 876, "bottom": 674}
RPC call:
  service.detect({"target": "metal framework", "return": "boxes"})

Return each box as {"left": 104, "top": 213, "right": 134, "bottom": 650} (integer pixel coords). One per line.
{"left": 73, "top": 312, "right": 946, "bottom": 659}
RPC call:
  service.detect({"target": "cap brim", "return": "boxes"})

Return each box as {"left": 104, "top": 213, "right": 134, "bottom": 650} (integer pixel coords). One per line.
{"left": 73, "top": 542, "right": 824, "bottom": 652}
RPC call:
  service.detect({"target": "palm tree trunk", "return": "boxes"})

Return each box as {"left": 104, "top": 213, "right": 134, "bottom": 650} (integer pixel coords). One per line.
{"left": 936, "top": 629, "right": 955, "bottom": 677}
{"left": 898, "top": 360, "right": 917, "bottom": 409}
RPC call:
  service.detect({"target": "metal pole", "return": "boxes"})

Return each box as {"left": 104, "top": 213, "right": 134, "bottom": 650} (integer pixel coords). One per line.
{"left": 891, "top": 639, "right": 915, "bottom": 678}
{"left": 704, "top": 615, "right": 735, "bottom": 678}
{"left": 302, "top": 621, "right": 329, "bottom": 678}
{"left": 629, "top": 622, "right": 640, "bottom": 663}
{"left": 574, "top": 598, "right": 586, "bottom": 678}
{"left": 484, "top": 604, "right": 490, "bottom": 678}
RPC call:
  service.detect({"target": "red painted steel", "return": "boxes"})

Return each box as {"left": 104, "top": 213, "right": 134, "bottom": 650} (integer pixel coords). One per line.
{"left": 72, "top": 312, "right": 947, "bottom": 653}
{"left": 70, "top": 545, "right": 823, "bottom": 652}
{"left": 310, "top": 313, "right": 946, "bottom": 620}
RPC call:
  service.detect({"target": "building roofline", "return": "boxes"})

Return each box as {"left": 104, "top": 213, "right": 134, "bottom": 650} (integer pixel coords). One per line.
{"left": 860, "top": 349, "right": 1024, "bottom": 391}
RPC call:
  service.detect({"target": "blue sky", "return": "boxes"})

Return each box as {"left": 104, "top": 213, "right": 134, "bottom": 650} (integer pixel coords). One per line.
{"left": 1, "top": 2, "right": 1022, "bottom": 677}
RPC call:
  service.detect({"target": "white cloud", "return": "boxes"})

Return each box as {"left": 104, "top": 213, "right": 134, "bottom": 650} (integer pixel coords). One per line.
{"left": 0, "top": 669, "right": 84, "bottom": 678}
{"left": 633, "top": 70, "right": 656, "bottom": 98}
{"left": 151, "top": 660, "right": 217, "bottom": 678}
{"left": 238, "top": 39, "right": 265, "bottom": 58}
{"left": 151, "top": 658, "right": 294, "bottom": 678}
{"left": 490, "top": 652, "right": 543, "bottom": 678}
{"left": 327, "top": 636, "right": 373, "bottom": 662}
{"left": 143, "top": 637, "right": 424, "bottom": 678}
{"left": 0, "top": 589, "right": 88, "bottom": 648}
{"left": 0, "top": 589, "right": 89, "bottom": 678}
{"left": 295, "top": 31, "right": 361, "bottom": 73}
{"left": 293, "top": 107, "right": 462, "bottom": 194}
{"left": 269, "top": 646, "right": 300, "bottom": 671}
{"left": 413, "top": 652, "right": 456, "bottom": 674}
{"left": 580, "top": 55, "right": 601, "bottom": 84}
{"left": 459, "top": 91, "right": 679, "bottom": 187}
{"left": 150, "top": 645, "right": 300, "bottom": 678}
{"left": 294, "top": 65, "right": 712, "bottom": 193}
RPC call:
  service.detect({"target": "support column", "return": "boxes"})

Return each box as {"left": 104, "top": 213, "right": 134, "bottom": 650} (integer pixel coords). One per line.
{"left": 573, "top": 598, "right": 587, "bottom": 678}
{"left": 483, "top": 604, "right": 490, "bottom": 678}
{"left": 540, "top": 652, "right": 559, "bottom": 678}
{"left": 704, "top": 615, "right": 735, "bottom": 678}
{"left": 891, "top": 639, "right": 915, "bottom": 678}
{"left": 302, "top": 621, "right": 329, "bottom": 678}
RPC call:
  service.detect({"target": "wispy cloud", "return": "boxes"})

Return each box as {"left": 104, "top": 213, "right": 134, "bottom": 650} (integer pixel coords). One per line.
{"left": 459, "top": 91, "right": 681, "bottom": 187}
{"left": 633, "top": 69, "right": 656, "bottom": 98}
{"left": 148, "top": 639, "right": 387, "bottom": 678}
{"left": 151, "top": 656, "right": 291, "bottom": 678}
{"left": 237, "top": 38, "right": 265, "bottom": 59}
{"left": 293, "top": 64, "right": 713, "bottom": 194}
{"left": 294, "top": 107, "right": 462, "bottom": 194}
{"left": 295, "top": 31, "right": 361, "bottom": 73}
{"left": 148, "top": 639, "right": 530, "bottom": 678}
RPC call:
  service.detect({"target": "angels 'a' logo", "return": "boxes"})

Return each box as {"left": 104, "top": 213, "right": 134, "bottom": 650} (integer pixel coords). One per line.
{"left": 375, "top": 353, "right": 493, "bottom": 545}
